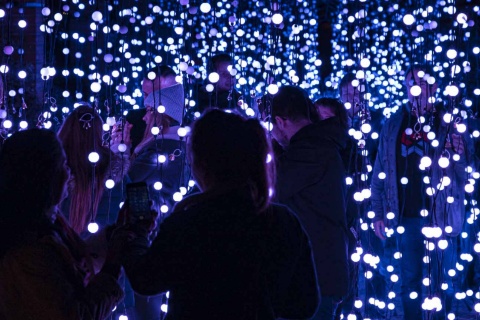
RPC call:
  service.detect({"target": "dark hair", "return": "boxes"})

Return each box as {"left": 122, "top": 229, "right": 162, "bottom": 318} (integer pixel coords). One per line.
{"left": 0, "top": 129, "right": 68, "bottom": 256}
{"left": 58, "top": 105, "right": 111, "bottom": 233}
{"left": 270, "top": 86, "right": 319, "bottom": 123}
{"left": 211, "top": 53, "right": 233, "bottom": 72}
{"left": 315, "top": 97, "right": 349, "bottom": 129}
{"left": 189, "top": 109, "right": 274, "bottom": 212}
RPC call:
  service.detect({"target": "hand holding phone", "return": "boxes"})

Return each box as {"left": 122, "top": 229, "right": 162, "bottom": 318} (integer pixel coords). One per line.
{"left": 126, "top": 182, "right": 152, "bottom": 223}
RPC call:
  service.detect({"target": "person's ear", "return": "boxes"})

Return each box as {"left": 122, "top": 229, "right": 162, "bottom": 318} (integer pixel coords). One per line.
{"left": 274, "top": 116, "right": 286, "bottom": 129}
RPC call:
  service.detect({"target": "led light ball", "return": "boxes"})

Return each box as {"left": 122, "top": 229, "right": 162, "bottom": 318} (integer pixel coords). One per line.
{"left": 151, "top": 126, "right": 160, "bottom": 136}
{"left": 119, "top": 315, "right": 128, "bottom": 320}
{"left": 3, "top": 45, "right": 13, "bottom": 55}
{"left": 117, "top": 84, "right": 127, "bottom": 93}
{"left": 158, "top": 154, "right": 167, "bottom": 163}
{"left": 105, "top": 179, "right": 115, "bottom": 189}
{"left": 272, "top": 13, "right": 283, "bottom": 25}
{"left": 208, "top": 72, "right": 220, "bottom": 83}
{"left": 361, "top": 123, "right": 371, "bottom": 133}
{"left": 410, "top": 85, "right": 422, "bottom": 97}
{"left": 421, "top": 156, "right": 432, "bottom": 167}
{"left": 92, "top": 11, "right": 103, "bottom": 22}
{"left": 19, "top": 121, "right": 28, "bottom": 129}
{"left": 88, "top": 152, "right": 100, "bottom": 163}
{"left": 118, "top": 143, "right": 127, "bottom": 153}
{"left": 205, "top": 84, "right": 214, "bottom": 92}
{"left": 104, "top": 54, "right": 114, "bottom": 63}
{"left": 87, "top": 222, "right": 99, "bottom": 233}
{"left": 199, "top": 2, "right": 211, "bottom": 13}
{"left": 403, "top": 14, "right": 415, "bottom": 26}
{"left": 154, "top": 181, "right": 163, "bottom": 190}
{"left": 456, "top": 123, "right": 466, "bottom": 133}
{"left": 3, "top": 119, "right": 12, "bottom": 129}
{"left": 160, "top": 204, "right": 169, "bottom": 213}
{"left": 438, "top": 157, "right": 450, "bottom": 168}
{"left": 446, "top": 49, "right": 457, "bottom": 60}
{"left": 41, "top": 7, "right": 51, "bottom": 16}
{"left": 360, "top": 58, "right": 370, "bottom": 68}
{"left": 465, "top": 184, "right": 474, "bottom": 193}
{"left": 90, "top": 82, "right": 101, "bottom": 93}
{"left": 267, "top": 84, "right": 279, "bottom": 95}
{"left": 177, "top": 127, "right": 187, "bottom": 137}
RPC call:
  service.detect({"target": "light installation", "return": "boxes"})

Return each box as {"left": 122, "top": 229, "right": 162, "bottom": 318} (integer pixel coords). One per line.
{"left": 0, "top": 0, "right": 479, "bottom": 319}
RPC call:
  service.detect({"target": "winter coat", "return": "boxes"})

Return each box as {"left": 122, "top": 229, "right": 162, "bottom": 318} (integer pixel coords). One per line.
{"left": 121, "top": 187, "right": 319, "bottom": 320}
{"left": 276, "top": 121, "right": 350, "bottom": 297}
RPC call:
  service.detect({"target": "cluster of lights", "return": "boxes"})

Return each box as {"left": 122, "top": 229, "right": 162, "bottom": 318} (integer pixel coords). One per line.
{"left": 0, "top": 0, "right": 479, "bottom": 319}
{"left": 330, "top": 0, "right": 480, "bottom": 319}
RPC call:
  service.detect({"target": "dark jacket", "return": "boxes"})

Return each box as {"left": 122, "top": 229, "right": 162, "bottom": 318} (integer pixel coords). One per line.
{"left": 276, "top": 122, "right": 349, "bottom": 297}
{"left": 122, "top": 187, "right": 319, "bottom": 319}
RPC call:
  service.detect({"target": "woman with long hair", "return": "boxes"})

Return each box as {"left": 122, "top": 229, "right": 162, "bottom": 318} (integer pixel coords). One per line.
{"left": 58, "top": 104, "right": 131, "bottom": 234}
{"left": 116, "top": 109, "right": 319, "bottom": 319}
{"left": 0, "top": 129, "right": 124, "bottom": 319}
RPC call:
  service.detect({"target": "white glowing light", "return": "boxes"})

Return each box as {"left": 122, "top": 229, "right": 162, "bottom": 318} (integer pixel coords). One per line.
{"left": 88, "top": 152, "right": 100, "bottom": 163}
{"left": 105, "top": 179, "right": 115, "bottom": 189}
{"left": 88, "top": 222, "right": 99, "bottom": 233}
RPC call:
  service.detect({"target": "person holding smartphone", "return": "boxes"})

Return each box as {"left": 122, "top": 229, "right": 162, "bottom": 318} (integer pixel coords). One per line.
{"left": 114, "top": 109, "right": 319, "bottom": 320}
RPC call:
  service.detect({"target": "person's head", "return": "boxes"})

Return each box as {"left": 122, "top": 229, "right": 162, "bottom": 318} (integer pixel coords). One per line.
{"left": 404, "top": 64, "right": 438, "bottom": 115}
{"left": 189, "top": 109, "right": 274, "bottom": 212}
{"left": 0, "top": 129, "right": 69, "bottom": 218}
{"left": 339, "top": 73, "right": 363, "bottom": 117}
{"left": 58, "top": 104, "right": 110, "bottom": 233}
{"left": 211, "top": 53, "right": 234, "bottom": 92}
{"left": 262, "top": 85, "right": 318, "bottom": 148}
{"left": 142, "top": 65, "right": 178, "bottom": 98}
{"left": 314, "top": 97, "right": 348, "bottom": 129}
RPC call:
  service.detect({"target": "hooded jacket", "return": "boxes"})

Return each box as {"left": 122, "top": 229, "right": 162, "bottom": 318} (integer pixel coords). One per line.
{"left": 276, "top": 120, "right": 349, "bottom": 297}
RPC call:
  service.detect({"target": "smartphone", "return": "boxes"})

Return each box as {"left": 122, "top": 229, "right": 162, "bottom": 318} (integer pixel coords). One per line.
{"left": 126, "top": 182, "right": 151, "bottom": 222}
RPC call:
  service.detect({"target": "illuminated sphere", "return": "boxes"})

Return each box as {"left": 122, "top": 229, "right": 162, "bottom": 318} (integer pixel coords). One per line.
{"left": 208, "top": 72, "right": 220, "bottom": 83}
{"left": 438, "top": 157, "right": 449, "bottom": 168}
{"left": 177, "top": 127, "right": 187, "bottom": 137}
{"left": 360, "top": 58, "right": 370, "bottom": 68}
{"left": 446, "top": 49, "right": 457, "bottom": 60}
{"left": 151, "top": 126, "right": 160, "bottom": 136}
{"left": 92, "top": 11, "right": 103, "bottom": 22}
{"left": 105, "top": 179, "right": 115, "bottom": 189}
{"left": 158, "top": 154, "right": 167, "bottom": 163}
{"left": 104, "top": 54, "right": 114, "bottom": 63}
{"left": 267, "top": 84, "right": 279, "bottom": 95}
{"left": 361, "top": 123, "right": 371, "bottom": 133}
{"left": 2, "top": 119, "right": 13, "bottom": 129}
{"left": 88, "top": 152, "right": 100, "bottom": 163}
{"left": 3, "top": 45, "right": 13, "bottom": 55}
{"left": 117, "top": 84, "right": 127, "bottom": 93}
{"left": 160, "top": 204, "right": 169, "bottom": 213}
{"left": 118, "top": 143, "right": 127, "bottom": 153}
{"left": 403, "top": 14, "right": 415, "bottom": 26}
{"left": 41, "top": 7, "right": 51, "bottom": 16}
{"left": 272, "top": 13, "right": 283, "bottom": 25}
{"left": 19, "top": 121, "right": 28, "bottom": 129}
{"left": 410, "top": 85, "right": 422, "bottom": 97}
{"left": 88, "top": 222, "right": 99, "bottom": 233}
{"left": 90, "top": 82, "right": 101, "bottom": 93}
{"left": 173, "top": 192, "right": 183, "bottom": 202}
{"left": 199, "top": 2, "right": 211, "bottom": 13}
{"left": 465, "top": 184, "right": 474, "bottom": 193}
{"left": 205, "top": 84, "right": 214, "bottom": 92}
{"left": 157, "top": 105, "right": 165, "bottom": 114}
{"left": 420, "top": 156, "right": 432, "bottom": 167}
{"left": 154, "top": 181, "right": 163, "bottom": 190}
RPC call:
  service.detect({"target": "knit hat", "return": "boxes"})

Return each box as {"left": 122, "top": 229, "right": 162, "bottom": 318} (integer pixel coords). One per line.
{"left": 144, "top": 83, "right": 184, "bottom": 125}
